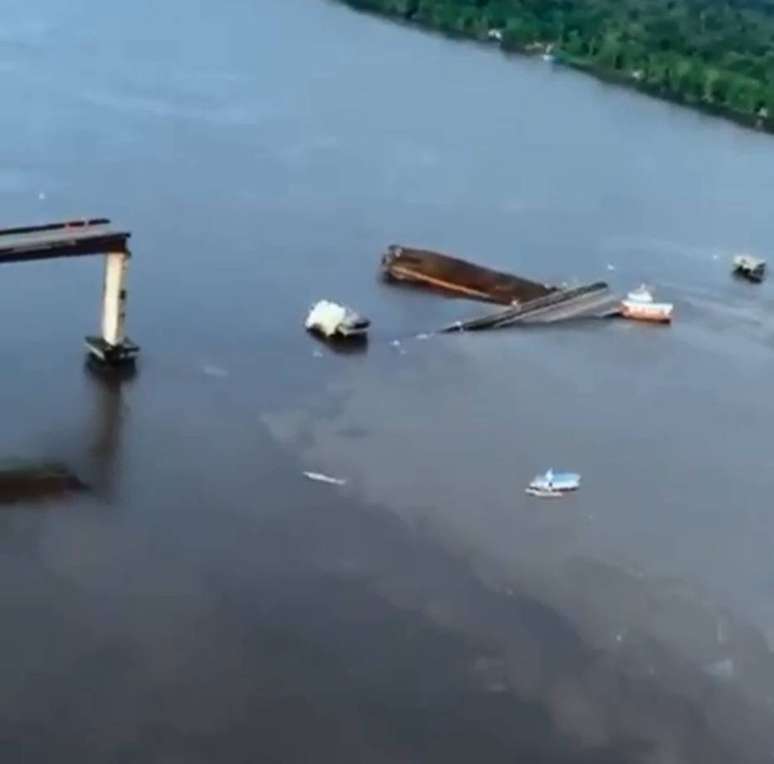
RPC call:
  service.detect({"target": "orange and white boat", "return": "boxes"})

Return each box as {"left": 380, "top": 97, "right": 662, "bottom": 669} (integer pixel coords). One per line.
{"left": 621, "top": 285, "right": 673, "bottom": 324}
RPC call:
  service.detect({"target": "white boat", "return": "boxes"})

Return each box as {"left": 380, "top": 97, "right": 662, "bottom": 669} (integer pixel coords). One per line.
{"left": 526, "top": 469, "right": 580, "bottom": 497}
{"left": 621, "top": 285, "right": 673, "bottom": 324}
{"left": 305, "top": 300, "right": 370, "bottom": 339}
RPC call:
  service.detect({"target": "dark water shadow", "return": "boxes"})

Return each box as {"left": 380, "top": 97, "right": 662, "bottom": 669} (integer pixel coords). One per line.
{"left": 80, "top": 357, "right": 135, "bottom": 499}
{"left": 0, "top": 460, "right": 86, "bottom": 505}
{"left": 0, "top": 360, "right": 135, "bottom": 507}
{"left": 308, "top": 331, "right": 369, "bottom": 356}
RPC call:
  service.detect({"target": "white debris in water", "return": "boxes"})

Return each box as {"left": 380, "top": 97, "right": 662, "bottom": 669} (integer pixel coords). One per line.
{"left": 305, "top": 300, "right": 349, "bottom": 338}
{"left": 606, "top": 263, "right": 616, "bottom": 271}
{"left": 391, "top": 339, "right": 401, "bottom": 347}
{"left": 704, "top": 657, "right": 735, "bottom": 680}
{"left": 37, "top": 192, "right": 46, "bottom": 201}
{"left": 415, "top": 333, "right": 431, "bottom": 341}
{"left": 201, "top": 364, "right": 229, "bottom": 378}
{"left": 303, "top": 471, "right": 347, "bottom": 486}
{"left": 312, "top": 349, "right": 324, "bottom": 358}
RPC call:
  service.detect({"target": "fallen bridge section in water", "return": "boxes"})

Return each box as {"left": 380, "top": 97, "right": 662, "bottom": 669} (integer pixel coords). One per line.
{"left": 441, "top": 282, "right": 620, "bottom": 332}
{"left": 380, "top": 245, "right": 619, "bottom": 328}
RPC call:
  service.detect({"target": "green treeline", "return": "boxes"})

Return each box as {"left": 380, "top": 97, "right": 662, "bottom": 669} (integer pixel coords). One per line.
{"left": 340, "top": 0, "right": 774, "bottom": 129}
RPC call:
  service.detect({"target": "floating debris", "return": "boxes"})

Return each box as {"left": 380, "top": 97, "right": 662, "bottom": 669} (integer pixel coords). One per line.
{"left": 606, "top": 263, "right": 616, "bottom": 272}
{"left": 704, "top": 657, "right": 735, "bottom": 680}
{"left": 305, "top": 300, "right": 370, "bottom": 339}
{"left": 415, "top": 332, "right": 431, "bottom": 341}
{"left": 732, "top": 254, "right": 766, "bottom": 283}
{"left": 201, "top": 363, "right": 229, "bottom": 378}
{"left": 525, "top": 469, "right": 581, "bottom": 498}
{"left": 303, "top": 471, "right": 347, "bottom": 486}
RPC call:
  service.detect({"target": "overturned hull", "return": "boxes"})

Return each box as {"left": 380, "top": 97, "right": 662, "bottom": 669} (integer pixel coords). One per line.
{"left": 381, "top": 245, "right": 555, "bottom": 305}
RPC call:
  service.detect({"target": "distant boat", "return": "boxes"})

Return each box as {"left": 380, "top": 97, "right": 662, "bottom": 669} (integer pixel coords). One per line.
{"left": 621, "top": 285, "right": 673, "bottom": 324}
{"left": 526, "top": 469, "right": 580, "bottom": 497}
{"left": 732, "top": 254, "right": 766, "bottom": 283}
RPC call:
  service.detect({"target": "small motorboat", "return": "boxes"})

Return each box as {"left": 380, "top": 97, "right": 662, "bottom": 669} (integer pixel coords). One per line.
{"left": 526, "top": 469, "right": 581, "bottom": 497}
{"left": 621, "top": 285, "right": 673, "bottom": 324}
{"left": 732, "top": 254, "right": 766, "bottom": 283}
{"left": 305, "top": 300, "right": 370, "bottom": 339}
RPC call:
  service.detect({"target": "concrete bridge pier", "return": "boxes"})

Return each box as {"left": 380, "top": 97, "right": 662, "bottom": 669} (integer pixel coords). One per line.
{"left": 0, "top": 218, "right": 140, "bottom": 366}
{"left": 85, "top": 249, "right": 139, "bottom": 365}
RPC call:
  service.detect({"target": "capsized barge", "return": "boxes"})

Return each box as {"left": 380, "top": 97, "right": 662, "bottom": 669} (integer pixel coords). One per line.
{"left": 381, "top": 245, "right": 556, "bottom": 305}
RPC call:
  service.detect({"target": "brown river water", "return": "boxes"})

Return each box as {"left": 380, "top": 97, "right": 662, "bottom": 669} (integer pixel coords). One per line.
{"left": 1, "top": 0, "right": 774, "bottom": 760}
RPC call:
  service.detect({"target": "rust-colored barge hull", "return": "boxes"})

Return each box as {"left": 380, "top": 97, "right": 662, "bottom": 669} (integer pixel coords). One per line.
{"left": 381, "top": 245, "right": 556, "bottom": 305}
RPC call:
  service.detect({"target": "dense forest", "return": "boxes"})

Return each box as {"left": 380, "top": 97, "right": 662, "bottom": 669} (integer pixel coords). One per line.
{"left": 340, "top": 0, "right": 774, "bottom": 129}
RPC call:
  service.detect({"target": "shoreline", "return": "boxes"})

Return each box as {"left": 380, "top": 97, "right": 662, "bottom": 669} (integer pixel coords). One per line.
{"left": 338, "top": 2, "right": 774, "bottom": 137}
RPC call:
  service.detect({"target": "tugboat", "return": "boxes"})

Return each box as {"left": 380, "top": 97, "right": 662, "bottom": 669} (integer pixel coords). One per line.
{"left": 620, "top": 285, "right": 673, "bottom": 324}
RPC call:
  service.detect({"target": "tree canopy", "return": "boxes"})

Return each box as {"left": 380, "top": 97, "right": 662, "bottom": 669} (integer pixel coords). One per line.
{"left": 340, "top": 0, "right": 774, "bottom": 129}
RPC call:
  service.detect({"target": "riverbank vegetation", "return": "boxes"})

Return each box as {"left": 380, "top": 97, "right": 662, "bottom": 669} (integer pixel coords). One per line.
{"left": 340, "top": 0, "right": 774, "bottom": 130}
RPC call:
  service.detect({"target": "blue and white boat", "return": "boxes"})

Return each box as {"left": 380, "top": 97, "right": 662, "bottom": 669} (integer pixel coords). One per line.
{"left": 526, "top": 469, "right": 581, "bottom": 497}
